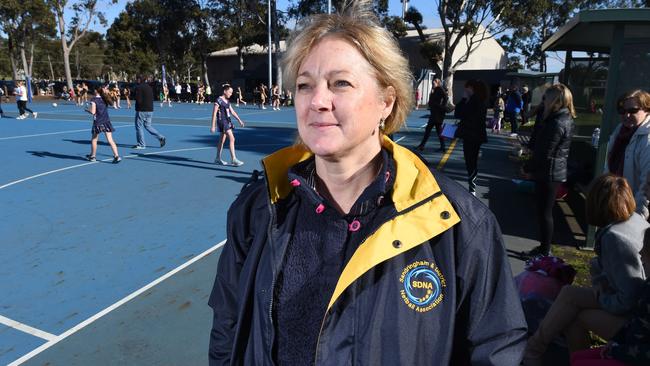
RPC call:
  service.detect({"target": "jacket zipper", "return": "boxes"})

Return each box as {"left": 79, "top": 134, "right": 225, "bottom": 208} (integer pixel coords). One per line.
{"left": 266, "top": 199, "right": 278, "bottom": 365}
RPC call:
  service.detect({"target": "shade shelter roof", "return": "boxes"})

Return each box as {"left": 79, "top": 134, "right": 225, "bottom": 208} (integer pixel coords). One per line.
{"left": 542, "top": 8, "right": 650, "bottom": 53}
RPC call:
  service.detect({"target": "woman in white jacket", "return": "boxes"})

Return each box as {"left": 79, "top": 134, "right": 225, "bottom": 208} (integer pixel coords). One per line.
{"left": 605, "top": 89, "right": 650, "bottom": 219}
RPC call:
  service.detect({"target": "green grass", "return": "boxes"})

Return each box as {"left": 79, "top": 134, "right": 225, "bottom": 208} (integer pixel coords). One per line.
{"left": 551, "top": 245, "right": 595, "bottom": 287}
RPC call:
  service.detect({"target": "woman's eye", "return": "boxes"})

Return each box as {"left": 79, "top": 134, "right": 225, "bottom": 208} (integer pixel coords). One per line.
{"left": 333, "top": 80, "right": 351, "bottom": 88}
{"left": 297, "top": 83, "right": 311, "bottom": 91}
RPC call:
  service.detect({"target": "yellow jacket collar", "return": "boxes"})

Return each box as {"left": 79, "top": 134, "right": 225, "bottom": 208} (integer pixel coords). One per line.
{"left": 261, "top": 136, "right": 442, "bottom": 211}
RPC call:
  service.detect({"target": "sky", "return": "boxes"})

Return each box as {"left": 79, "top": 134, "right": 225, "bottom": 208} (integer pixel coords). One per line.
{"left": 94, "top": 0, "right": 562, "bottom": 72}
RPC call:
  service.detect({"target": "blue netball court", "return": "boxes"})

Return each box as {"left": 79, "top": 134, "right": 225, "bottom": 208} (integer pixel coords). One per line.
{"left": 0, "top": 100, "right": 581, "bottom": 365}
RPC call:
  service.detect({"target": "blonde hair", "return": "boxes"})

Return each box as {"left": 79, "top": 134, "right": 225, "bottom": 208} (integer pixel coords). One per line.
{"left": 281, "top": 0, "right": 413, "bottom": 135}
{"left": 543, "top": 83, "right": 576, "bottom": 119}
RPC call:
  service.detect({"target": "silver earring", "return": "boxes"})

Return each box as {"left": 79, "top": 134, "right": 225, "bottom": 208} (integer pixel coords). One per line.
{"left": 379, "top": 118, "right": 385, "bottom": 130}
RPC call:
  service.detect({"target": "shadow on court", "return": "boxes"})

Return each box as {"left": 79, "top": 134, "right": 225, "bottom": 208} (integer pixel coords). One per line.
{"left": 27, "top": 151, "right": 88, "bottom": 161}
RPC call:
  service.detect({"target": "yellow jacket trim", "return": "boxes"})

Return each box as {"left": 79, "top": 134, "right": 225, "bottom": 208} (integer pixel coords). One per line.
{"left": 261, "top": 137, "right": 461, "bottom": 311}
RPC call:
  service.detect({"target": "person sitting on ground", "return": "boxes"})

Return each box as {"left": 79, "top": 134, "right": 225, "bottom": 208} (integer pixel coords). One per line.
{"left": 522, "top": 173, "right": 650, "bottom": 366}
{"left": 570, "top": 227, "right": 650, "bottom": 366}
{"left": 604, "top": 89, "right": 650, "bottom": 220}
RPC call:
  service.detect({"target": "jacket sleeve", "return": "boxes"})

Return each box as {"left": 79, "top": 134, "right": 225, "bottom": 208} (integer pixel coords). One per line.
{"left": 456, "top": 212, "right": 528, "bottom": 365}
{"left": 633, "top": 136, "right": 650, "bottom": 219}
{"left": 208, "top": 182, "right": 266, "bottom": 365}
{"left": 598, "top": 230, "right": 645, "bottom": 314}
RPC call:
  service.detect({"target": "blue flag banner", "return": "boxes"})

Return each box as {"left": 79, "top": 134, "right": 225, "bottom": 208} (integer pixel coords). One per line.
{"left": 26, "top": 76, "right": 32, "bottom": 103}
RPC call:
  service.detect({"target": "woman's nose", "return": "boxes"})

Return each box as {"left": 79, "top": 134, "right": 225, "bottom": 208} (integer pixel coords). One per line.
{"left": 310, "top": 84, "right": 332, "bottom": 111}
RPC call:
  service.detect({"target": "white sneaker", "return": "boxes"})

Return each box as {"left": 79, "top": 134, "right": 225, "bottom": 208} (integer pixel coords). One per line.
{"left": 214, "top": 158, "right": 227, "bottom": 165}
{"left": 231, "top": 159, "right": 244, "bottom": 167}
{"left": 32, "top": 112, "right": 38, "bottom": 118}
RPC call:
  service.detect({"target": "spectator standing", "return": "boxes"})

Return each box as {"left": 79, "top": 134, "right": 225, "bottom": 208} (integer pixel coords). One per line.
{"left": 454, "top": 79, "right": 489, "bottom": 195}
{"left": 523, "top": 84, "right": 575, "bottom": 257}
{"left": 521, "top": 85, "right": 531, "bottom": 125}
{"left": 186, "top": 82, "right": 192, "bottom": 103}
{"left": 492, "top": 88, "right": 505, "bottom": 134}
{"left": 133, "top": 76, "right": 166, "bottom": 150}
{"left": 210, "top": 84, "right": 244, "bottom": 166}
{"left": 160, "top": 84, "right": 171, "bottom": 107}
{"left": 175, "top": 83, "right": 182, "bottom": 102}
{"left": 505, "top": 84, "right": 523, "bottom": 136}
{"left": 123, "top": 86, "right": 131, "bottom": 109}
{"left": 15, "top": 80, "right": 37, "bottom": 119}
{"left": 604, "top": 89, "right": 650, "bottom": 219}
{"left": 84, "top": 86, "right": 121, "bottom": 163}
{"left": 416, "top": 78, "right": 446, "bottom": 152}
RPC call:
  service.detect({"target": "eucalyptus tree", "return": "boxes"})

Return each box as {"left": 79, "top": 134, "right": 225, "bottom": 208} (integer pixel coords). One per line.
{"left": 48, "top": 0, "right": 116, "bottom": 90}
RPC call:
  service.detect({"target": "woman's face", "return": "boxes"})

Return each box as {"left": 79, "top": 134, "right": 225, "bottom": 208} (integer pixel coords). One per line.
{"left": 620, "top": 98, "right": 649, "bottom": 128}
{"left": 294, "top": 37, "right": 394, "bottom": 159}
{"left": 224, "top": 88, "right": 233, "bottom": 98}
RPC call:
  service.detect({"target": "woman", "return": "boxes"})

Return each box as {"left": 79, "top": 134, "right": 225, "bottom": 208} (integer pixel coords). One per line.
{"left": 570, "top": 228, "right": 650, "bottom": 366}
{"left": 523, "top": 174, "right": 649, "bottom": 366}
{"left": 235, "top": 86, "right": 246, "bottom": 107}
{"left": 454, "top": 79, "right": 489, "bottom": 195}
{"left": 210, "top": 84, "right": 245, "bottom": 166}
{"left": 605, "top": 89, "right": 650, "bottom": 219}
{"left": 208, "top": 1, "right": 526, "bottom": 365}
{"left": 123, "top": 85, "right": 131, "bottom": 109}
{"left": 524, "top": 84, "right": 575, "bottom": 257}
{"left": 84, "top": 86, "right": 121, "bottom": 163}
{"left": 271, "top": 84, "right": 281, "bottom": 110}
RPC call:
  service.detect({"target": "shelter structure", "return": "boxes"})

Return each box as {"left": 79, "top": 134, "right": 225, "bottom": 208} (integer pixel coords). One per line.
{"left": 542, "top": 8, "right": 650, "bottom": 248}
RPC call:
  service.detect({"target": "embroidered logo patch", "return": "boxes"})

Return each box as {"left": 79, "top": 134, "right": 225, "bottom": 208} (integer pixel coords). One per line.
{"left": 399, "top": 260, "right": 446, "bottom": 312}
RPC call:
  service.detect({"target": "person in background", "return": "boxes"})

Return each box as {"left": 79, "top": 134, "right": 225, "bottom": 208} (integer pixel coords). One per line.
{"left": 570, "top": 227, "right": 650, "bottom": 366}
{"left": 123, "top": 85, "right": 131, "bottom": 109}
{"left": 453, "top": 79, "right": 489, "bottom": 195}
{"left": 208, "top": 1, "right": 527, "bottom": 364}
{"left": 271, "top": 84, "right": 281, "bottom": 110}
{"left": 521, "top": 85, "right": 531, "bottom": 125}
{"left": 505, "top": 84, "right": 523, "bottom": 137}
{"left": 415, "top": 88, "right": 420, "bottom": 110}
{"left": 523, "top": 174, "right": 649, "bottom": 366}
{"left": 175, "top": 83, "right": 182, "bottom": 103}
{"left": 523, "top": 84, "right": 575, "bottom": 257}
{"left": 15, "top": 80, "right": 37, "bottom": 119}
{"left": 205, "top": 84, "right": 212, "bottom": 103}
{"left": 210, "top": 84, "right": 245, "bottom": 166}
{"left": 84, "top": 85, "right": 121, "bottom": 163}
{"left": 0, "top": 84, "right": 4, "bottom": 118}
{"left": 604, "top": 89, "right": 650, "bottom": 220}
{"left": 416, "top": 78, "right": 447, "bottom": 152}
{"left": 235, "top": 86, "right": 246, "bottom": 107}
{"left": 133, "top": 76, "right": 166, "bottom": 150}
{"left": 160, "top": 84, "right": 171, "bottom": 107}
{"left": 492, "top": 87, "right": 505, "bottom": 134}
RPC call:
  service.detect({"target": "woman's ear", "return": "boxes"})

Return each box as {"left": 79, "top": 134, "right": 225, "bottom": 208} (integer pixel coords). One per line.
{"left": 382, "top": 86, "right": 396, "bottom": 118}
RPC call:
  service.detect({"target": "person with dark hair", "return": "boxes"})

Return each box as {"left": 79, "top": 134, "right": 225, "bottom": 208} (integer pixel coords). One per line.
{"left": 453, "top": 79, "right": 489, "bottom": 195}
{"left": 208, "top": 2, "right": 527, "bottom": 364}
{"left": 416, "top": 78, "right": 446, "bottom": 152}
{"left": 523, "top": 84, "right": 576, "bottom": 257}
{"left": 133, "top": 76, "right": 166, "bottom": 150}
{"left": 210, "top": 84, "right": 245, "bottom": 166}
{"left": 84, "top": 86, "right": 121, "bottom": 163}
{"left": 523, "top": 174, "right": 649, "bottom": 366}
{"left": 605, "top": 89, "right": 650, "bottom": 219}
{"left": 505, "top": 84, "right": 523, "bottom": 136}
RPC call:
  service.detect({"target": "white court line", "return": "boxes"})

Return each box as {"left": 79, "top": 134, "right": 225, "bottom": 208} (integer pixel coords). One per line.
{"left": 8, "top": 240, "right": 227, "bottom": 366}
{"left": 419, "top": 123, "right": 427, "bottom": 128}
{"left": 0, "top": 315, "right": 57, "bottom": 341}
{"left": 0, "top": 125, "right": 130, "bottom": 141}
{"left": 0, "top": 147, "right": 212, "bottom": 190}
{"left": 394, "top": 136, "right": 405, "bottom": 143}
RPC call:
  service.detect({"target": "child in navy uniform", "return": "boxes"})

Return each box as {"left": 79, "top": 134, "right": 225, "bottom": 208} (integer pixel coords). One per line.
{"left": 85, "top": 86, "right": 121, "bottom": 163}
{"left": 210, "top": 84, "right": 245, "bottom": 166}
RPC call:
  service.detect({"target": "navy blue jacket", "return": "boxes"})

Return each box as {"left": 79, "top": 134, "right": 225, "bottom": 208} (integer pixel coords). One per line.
{"left": 208, "top": 138, "right": 527, "bottom": 365}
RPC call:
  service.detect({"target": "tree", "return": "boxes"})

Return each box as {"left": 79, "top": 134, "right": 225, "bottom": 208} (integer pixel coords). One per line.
{"left": 435, "top": 0, "right": 514, "bottom": 100}
{"left": 48, "top": 0, "right": 116, "bottom": 91}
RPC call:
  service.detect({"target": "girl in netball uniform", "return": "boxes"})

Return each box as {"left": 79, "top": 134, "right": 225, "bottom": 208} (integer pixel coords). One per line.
{"left": 84, "top": 85, "right": 121, "bottom": 163}
{"left": 210, "top": 84, "right": 245, "bottom": 166}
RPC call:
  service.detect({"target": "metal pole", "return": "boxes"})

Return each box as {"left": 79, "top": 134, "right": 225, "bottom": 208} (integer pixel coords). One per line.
{"left": 328, "top": 0, "right": 331, "bottom": 14}
{"left": 268, "top": 0, "right": 272, "bottom": 94}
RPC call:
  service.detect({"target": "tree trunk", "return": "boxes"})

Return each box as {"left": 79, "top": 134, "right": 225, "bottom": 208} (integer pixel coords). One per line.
{"left": 62, "top": 46, "right": 73, "bottom": 92}
{"left": 442, "top": 51, "right": 455, "bottom": 103}
{"left": 202, "top": 56, "right": 210, "bottom": 87}
{"left": 29, "top": 44, "right": 34, "bottom": 77}
{"left": 48, "top": 54, "right": 55, "bottom": 80}
{"left": 76, "top": 49, "right": 81, "bottom": 79}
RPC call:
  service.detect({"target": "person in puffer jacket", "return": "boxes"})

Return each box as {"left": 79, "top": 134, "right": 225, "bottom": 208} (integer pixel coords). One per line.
{"left": 523, "top": 84, "right": 576, "bottom": 257}
{"left": 208, "top": 1, "right": 527, "bottom": 365}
